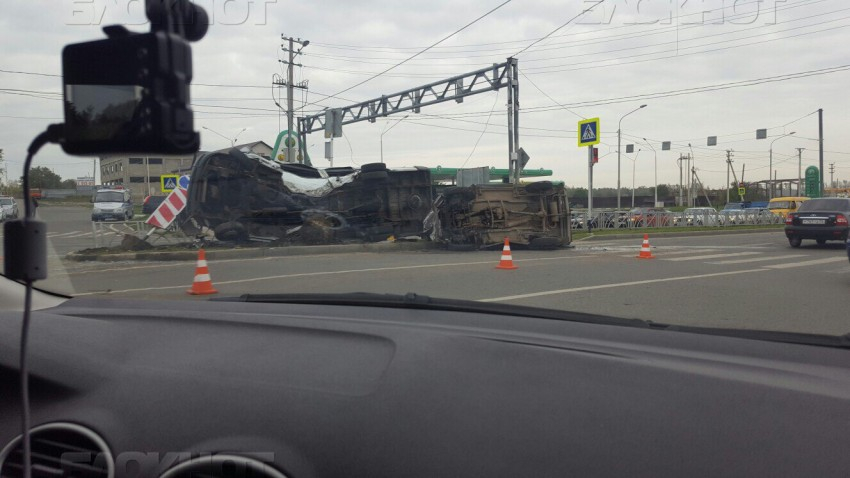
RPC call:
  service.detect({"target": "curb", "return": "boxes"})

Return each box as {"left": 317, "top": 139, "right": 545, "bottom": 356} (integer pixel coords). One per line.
{"left": 574, "top": 227, "right": 784, "bottom": 242}
{"left": 65, "top": 240, "right": 441, "bottom": 262}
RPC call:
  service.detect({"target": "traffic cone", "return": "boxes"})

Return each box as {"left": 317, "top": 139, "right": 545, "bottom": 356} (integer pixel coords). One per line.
{"left": 496, "top": 237, "right": 518, "bottom": 270}
{"left": 636, "top": 234, "right": 655, "bottom": 259}
{"left": 187, "top": 249, "right": 218, "bottom": 295}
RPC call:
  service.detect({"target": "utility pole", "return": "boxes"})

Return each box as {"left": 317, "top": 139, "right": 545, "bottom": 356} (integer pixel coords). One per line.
{"left": 725, "top": 152, "right": 731, "bottom": 204}
{"left": 275, "top": 36, "right": 310, "bottom": 163}
{"left": 686, "top": 153, "right": 692, "bottom": 207}
{"left": 796, "top": 147, "right": 805, "bottom": 196}
{"left": 677, "top": 154, "right": 684, "bottom": 207}
{"left": 829, "top": 163, "right": 835, "bottom": 189}
{"left": 819, "top": 108, "right": 824, "bottom": 196}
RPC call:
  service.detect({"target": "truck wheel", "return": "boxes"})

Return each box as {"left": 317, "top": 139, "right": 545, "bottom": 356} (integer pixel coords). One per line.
{"left": 788, "top": 237, "right": 802, "bottom": 248}
{"left": 214, "top": 221, "right": 249, "bottom": 243}
{"left": 360, "top": 171, "right": 389, "bottom": 181}
{"left": 361, "top": 162, "right": 388, "bottom": 173}
{"left": 525, "top": 181, "right": 554, "bottom": 194}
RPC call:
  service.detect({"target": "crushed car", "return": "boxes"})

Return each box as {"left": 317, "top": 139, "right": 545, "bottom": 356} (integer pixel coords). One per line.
{"left": 425, "top": 181, "right": 571, "bottom": 249}
{"left": 181, "top": 149, "right": 433, "bottom": 243}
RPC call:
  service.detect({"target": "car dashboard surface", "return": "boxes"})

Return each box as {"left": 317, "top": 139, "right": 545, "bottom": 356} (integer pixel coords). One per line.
{"left": 1, "top": 297, "right": 849, "bottom": 477}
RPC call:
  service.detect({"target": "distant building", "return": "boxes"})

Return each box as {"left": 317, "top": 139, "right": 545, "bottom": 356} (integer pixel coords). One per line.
{"left": 99, "top": 141, "right": 273, "bottom": 200}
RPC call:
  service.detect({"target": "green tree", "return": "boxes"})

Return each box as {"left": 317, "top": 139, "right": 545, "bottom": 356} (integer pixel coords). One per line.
{"left": 22, "top": 166, "right": 64, "bottom": 189}
{"left": 60, "top": 179, "right": 77, "bottom": 189}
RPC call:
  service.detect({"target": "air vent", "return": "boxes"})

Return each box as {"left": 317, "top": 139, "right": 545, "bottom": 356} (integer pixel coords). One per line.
{"left": 159, "top": 454, "right": 288, "bottom": 478}
{"left": 0, "top": 422, "right": 113, "bottom": 478}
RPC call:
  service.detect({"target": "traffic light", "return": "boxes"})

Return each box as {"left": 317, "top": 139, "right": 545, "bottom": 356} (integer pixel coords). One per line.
{"left": 592, "top": 147, "right": 599, "bottom": 164}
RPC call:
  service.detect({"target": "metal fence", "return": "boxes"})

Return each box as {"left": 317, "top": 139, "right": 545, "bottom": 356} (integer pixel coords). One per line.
{"left": 570, "top": 209, "right": 784, "bottom": 230}
{"left": 91, "top": 220, "right": 187, "bottom": 248}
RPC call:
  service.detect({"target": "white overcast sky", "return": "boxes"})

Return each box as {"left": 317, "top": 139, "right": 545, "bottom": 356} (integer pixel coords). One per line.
{"left": 1, "top": 0, "right": 849, "bottom": 190}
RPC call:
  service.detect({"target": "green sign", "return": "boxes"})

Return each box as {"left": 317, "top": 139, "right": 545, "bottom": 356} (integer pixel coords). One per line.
{"left": 805, "top": 166, "right": 820, "bottom": 198}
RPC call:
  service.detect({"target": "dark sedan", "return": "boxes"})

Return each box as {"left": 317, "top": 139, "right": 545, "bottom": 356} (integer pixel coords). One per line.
{"left": 784, "top": 198, "right": 850, "bottom": 247}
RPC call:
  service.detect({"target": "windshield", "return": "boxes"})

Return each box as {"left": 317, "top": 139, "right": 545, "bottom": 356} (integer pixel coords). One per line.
{"left": 798, "top": 199, "right": 850, "bottom": 211}
{"left": 94, "top": 191, "right": 125, "bottom": 203}
{"left": 3, "top": 0, "right": 850, "bottom": 341}
{"left": 0, "top": 198, "right": 13, "bottom": 205}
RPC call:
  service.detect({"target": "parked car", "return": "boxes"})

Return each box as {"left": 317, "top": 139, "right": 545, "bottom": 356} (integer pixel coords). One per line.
{"left": 627, "top": 207, "right": 672, "bottom": 227}
{"left": 142, "top": 195, "right": 167, "bottom": 214}
{"left": 674, "top": 207, "right": 721, "bottom": 226}
{"left": 784, "top": 197, "right": 850, "bottom": 247}
{"left": 720, "top": 208, "right": 745, "bottom": 225}
{"left": 0, "top": 197, "right": 18, "bottom": 219}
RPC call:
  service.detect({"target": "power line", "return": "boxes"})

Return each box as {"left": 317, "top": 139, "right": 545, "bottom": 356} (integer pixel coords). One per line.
{"left": 321, "top": 0, "right": 513, "bottom": 104}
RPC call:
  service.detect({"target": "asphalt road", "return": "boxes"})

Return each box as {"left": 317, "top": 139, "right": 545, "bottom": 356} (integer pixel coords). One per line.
{"left": 41, "top": 229, "right": 850, "bottom": 336}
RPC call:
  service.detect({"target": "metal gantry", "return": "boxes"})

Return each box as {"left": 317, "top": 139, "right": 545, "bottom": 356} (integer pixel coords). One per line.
{"left": 298, "top": 58, "right": 522, "bottom": 182}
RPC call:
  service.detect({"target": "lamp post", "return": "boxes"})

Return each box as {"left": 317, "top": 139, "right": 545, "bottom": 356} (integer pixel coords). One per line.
{"left": 631, "top": 149, "right": 642, "bottom": 208}
{"left": 617, "top": 104, "right": 647, "bottom": 211}
{"left": 380, "top": 115, "right": 409, "bottom": 164}
{"left": 768, "top": 131, "right": 795, "bottom": 199}
{"left": 643, "top": 138, "right": 657, "bottom": 206}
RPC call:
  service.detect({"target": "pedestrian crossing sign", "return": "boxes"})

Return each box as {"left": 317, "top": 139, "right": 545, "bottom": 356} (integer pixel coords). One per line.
{"left": 577, "top": 117, "right": 601, "bottom": 147}
{"left": 161, "top": 174, "right": 180, "bottom": 192}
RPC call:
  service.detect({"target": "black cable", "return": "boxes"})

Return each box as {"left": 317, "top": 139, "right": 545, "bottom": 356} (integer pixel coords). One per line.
{"left": 17, "top": 124, "right": 62, "bottom": 478}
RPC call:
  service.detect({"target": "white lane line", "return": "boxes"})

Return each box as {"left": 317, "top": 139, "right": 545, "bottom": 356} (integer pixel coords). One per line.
{"left": 660, "top": 252, "right": 761, "bottom": 262}
{"left": 73, "top": 254, "right": 595, "bottom": 295}
{"left": 763, "top": 257, "right": 847, "bottom": 269}
{"left": 708, "top": 254, "right": 808, "bottom": 265}
{"left": 47, "top": 231, "right": 83, "bottom": 238}
{"left": 620, "top": 248, "right": 718, "bottom": 258}
{"left": 480, "top": 269, "right": 766, "bottom": 303}
{"left": 662, "top": 252, "right": 762, "bottom": 262}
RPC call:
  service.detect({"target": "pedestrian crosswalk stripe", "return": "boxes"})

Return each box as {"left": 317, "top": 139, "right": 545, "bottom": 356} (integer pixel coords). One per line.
{"left": 708, "top": 254, "right": 808, "bottom": 265}
{"left": 663, "top": 252, "right": 761, "bottom": 262}
{"left": 619, "top": 248, "right": 718, "bottom": 258}
{"left": 763, "top": 257, "right": 847, "bottom": 269}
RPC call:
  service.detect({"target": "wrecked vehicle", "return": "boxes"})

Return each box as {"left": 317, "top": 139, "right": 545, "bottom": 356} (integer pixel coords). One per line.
{"left": 425, "top": 181, "right": 571, "bottom": 249}
{"left": 182, "top": 149, "right": 433, "bottom": 243}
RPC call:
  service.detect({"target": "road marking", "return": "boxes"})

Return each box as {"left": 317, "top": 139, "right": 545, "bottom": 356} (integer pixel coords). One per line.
{"left": 47, "top": 231, "right": 83, "bottom": 238}
{"left": 480, "top": 269, "right": 766, "bottom": 303}
{"left": 763, "top": 257, "right": 847, "bottom": 269}
{"left": 620, "top": 248, "right": 718, "bottom": 258}
{"left": 708, "top": 254, "right": 808, "bottom": 265}
{"left": 662, "top": 252, "right": 762, "bottom": 262}
{"left": 73, "top": 254, "right": 596, "bottom": 295}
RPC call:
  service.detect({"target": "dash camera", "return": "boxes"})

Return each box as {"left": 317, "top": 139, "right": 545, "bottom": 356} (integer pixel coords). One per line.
{"left": 61, "top": 0, "right": 208, "bottom": 155}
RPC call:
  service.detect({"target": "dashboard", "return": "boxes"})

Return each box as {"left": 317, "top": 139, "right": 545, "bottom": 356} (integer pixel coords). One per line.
{"left": 1, "top": 295, "right": 849, "bottom": 477}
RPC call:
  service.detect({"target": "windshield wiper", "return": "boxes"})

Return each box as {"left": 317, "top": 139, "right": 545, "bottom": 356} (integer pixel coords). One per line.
{"left": 214, "top": 292, "right": 850, "bottom": 349}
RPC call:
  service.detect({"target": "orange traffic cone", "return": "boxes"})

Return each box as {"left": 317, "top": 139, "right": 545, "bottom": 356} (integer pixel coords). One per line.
{"left": 636, "top": 234, "right": 655, "bottom": 259}
{"left": 496, "top": 237, "right": 518, "bottom": 270}
{"left": 187, "top": 249, "right": 218, "bottom": 295}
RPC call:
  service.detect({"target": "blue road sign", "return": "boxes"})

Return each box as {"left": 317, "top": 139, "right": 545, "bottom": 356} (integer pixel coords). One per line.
{"left": 178, "top": 175, "right": 190, "bottom": 190}
{"left": 577, "top": 118, "right": 601, "bottom": 147}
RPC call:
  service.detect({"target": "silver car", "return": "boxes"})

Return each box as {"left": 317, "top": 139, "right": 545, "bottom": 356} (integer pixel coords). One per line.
{"left": 0, "top": 197, "right": 17, "bottom": 220}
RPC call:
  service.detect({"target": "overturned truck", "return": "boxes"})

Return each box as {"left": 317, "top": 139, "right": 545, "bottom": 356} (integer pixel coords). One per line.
{"left": 426, "top": 181, "right": 571, "bottom": 249}
{"left": 181, "top": 149, "right": 571, "bottom": 248}
{"left": 182, "top": 149, "right": 432, "bottom": 243}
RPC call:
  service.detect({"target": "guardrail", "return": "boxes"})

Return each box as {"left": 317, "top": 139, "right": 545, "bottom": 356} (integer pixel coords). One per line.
{"left": 91, "top": 220, "right": 186, "bottom": 248}
{"left": 570, "top": 210, "right": 784, "bottom": 230}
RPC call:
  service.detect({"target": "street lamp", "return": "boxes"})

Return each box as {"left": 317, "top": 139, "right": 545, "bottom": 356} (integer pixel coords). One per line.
{"left": 768, "top": 131, "right": 795, "bottom": 199}
{"left": 380, "top": 115, "right": 409, "bottom": 164}
{"left": 643, "top": 138, "right": 657, "bottom": 206}
{"left": 617, "top": 104, "right": 647, "bottom": 211}
{"left": 630, "top": 149, "right": 642, "bottom": 208}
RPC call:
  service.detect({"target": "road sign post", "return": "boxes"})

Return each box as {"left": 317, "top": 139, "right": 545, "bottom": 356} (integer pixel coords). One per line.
{"left": 578, "top": 118, "right": 601, "bottom": 227}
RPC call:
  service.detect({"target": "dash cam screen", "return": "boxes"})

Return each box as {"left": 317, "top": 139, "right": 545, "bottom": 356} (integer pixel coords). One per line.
{"left": 64, "top": 84, "right": 143, "bottom": 141}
